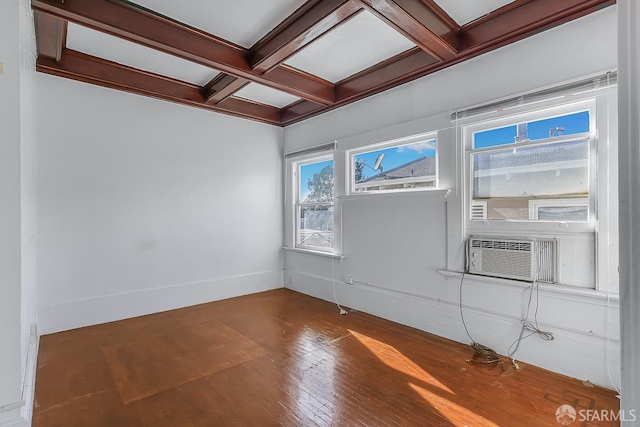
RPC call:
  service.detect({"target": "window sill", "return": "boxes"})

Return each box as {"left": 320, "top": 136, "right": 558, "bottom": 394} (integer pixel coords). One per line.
{"left": 466, "top": 221, "right": 594, "bottom": 236}
{"left": 283, "top": 247, "right": 345, "bottom": 261}
{"left": 338, "top": 188, "right": 451, "bottom": 202}
{"left": 438, "top": 269, "right": 619, "bottom": 303}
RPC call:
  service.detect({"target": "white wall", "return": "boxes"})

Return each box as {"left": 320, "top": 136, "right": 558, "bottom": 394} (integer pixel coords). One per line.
{"left": 283, "top": 7, "right": 621, "bottom": 389}
{"left": 0, "top": 1, "right": 37, "bottom": 425}
{"left": 36, "top": 75, "right": 285, "bottom": 334}
{"left": 0, "top": 0, "right": 26, "bottom": 422}
{"left": 617, "top": 0, "right": 640, "bottom": 421}
{"left": 19, "top": 0, "right": 38, "bottom": 424}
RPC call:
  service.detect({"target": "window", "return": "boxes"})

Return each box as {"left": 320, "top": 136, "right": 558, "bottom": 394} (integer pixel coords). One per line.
{"left": 457, "top": 85, "right": 619, "bottom": 291}
{"left": 295, "top": 156, "right": 334, "bottom": 252}
{"left": 347, "top": 133, "right": 437, "bottom": 194}
{"left": 528, "top": 198, "right": 589, "bottom": 221}
{"left": 466, "top": 105, "right": 594, "bottom": 225}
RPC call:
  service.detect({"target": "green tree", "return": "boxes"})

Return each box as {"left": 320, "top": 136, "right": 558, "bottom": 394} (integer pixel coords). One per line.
{"left": 305, "top": 164, "right": 334, "bottom": 203}
{"left": 355, "top": 159, "right": 365, "bottom": 183}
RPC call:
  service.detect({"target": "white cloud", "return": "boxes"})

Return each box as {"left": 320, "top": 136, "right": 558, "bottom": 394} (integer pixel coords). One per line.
{"left": 396, "top": 139, "right": 436, "bottom": 154}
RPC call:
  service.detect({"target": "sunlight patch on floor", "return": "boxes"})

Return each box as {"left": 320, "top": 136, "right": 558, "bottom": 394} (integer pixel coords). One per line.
{"left": 348, "top": 329, "right": 453, "bottom": 394}
{"left": 409, "top": 382, "right": 499, "bottom": 427}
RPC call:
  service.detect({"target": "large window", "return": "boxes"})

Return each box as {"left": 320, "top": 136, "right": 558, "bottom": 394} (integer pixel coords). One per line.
{"left": 347, "top": 133, "right": 437, "bottom": 194}
{"left": 295, "top": 156, "right": 334, "bottom": 252}
{"left": 466, "top": 104, "right": 595, "bottom": 226}
{"left": 458, "top": 84, "right": 619, "bottom": 291}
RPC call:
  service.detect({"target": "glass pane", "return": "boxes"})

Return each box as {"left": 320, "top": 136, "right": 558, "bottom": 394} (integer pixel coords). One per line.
{"left": 473, "top": 125, "right": 517, "bottom": 149}
{"left": 298, "top": 206, "right": 334, "bottom": 250}
{"left": 300, "top": 160, "right": 333, "bottom": 202}
{"left": 527, "top": 111, "right": 589, "bottom": 140}
{"left": 354, "top": 138, "right": 436, "bottom": 192}
{"left": 472, "top": 138, "right": 589, "bottom": 221}
{"left": 537, "top": 206, "right": 588, "bottom": 221}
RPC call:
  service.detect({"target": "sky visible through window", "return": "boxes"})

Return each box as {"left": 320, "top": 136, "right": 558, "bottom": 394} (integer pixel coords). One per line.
{"left": 299, "top": 160, "right": 333, "bottom": 201}
{"left": 473, "top": 110, "right": 589, "bottom": 149}
{"left": 355, "top": 139, "right": 436, "bottom": 181}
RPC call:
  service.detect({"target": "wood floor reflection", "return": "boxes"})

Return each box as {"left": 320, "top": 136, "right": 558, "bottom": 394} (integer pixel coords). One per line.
{"left": 33, "top": 289, "right": 619, "bottom": 426}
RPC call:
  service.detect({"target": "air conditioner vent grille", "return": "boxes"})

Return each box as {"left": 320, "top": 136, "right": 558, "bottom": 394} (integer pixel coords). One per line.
{"left": 468, "top": 237, "right": 556, "bottom": 282}
{"left": 471, "top": 201, "right": 487, "bottom": 220}
{"left": 471, "top": 239, "right": 532, "bottom": 252}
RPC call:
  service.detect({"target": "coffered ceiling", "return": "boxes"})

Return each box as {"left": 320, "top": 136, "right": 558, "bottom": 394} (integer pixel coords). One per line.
{"left": 32, "top": 0, "right": 615, "bottom": 126}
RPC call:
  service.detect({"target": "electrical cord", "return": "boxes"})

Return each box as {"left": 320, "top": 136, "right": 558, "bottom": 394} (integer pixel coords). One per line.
{"left": 530, "top": 251, "right": 555, "bottom": 343}
{"left": 532, "top": 281, "right": 554, "bottom": 341}
{"left": 508, "top": 281, "right": 554, "bottom": 369}
{"left": 461, "top": 239, "right": 555, "bottom": 369}
{"left": 331, "top": 251, "right": 347, "bottom": 315}
{"left": 459, "top": 271, "right": 501, "bottom": 365}
{"left": 459, "top": 271, "right": 474, "bottom": 343}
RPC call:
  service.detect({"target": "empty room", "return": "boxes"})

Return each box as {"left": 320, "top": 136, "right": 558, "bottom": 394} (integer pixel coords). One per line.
{"left": 1, "top": 0, "right": 639, "bottom": 425}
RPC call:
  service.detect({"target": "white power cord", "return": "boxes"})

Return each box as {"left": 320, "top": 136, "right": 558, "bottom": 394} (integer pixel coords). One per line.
{"left": 331, "top": 251, "right": 347, "bottom": 315}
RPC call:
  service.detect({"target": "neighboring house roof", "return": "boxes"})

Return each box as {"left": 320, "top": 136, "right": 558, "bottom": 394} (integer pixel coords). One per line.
{"left": 359, "top": 156, "right": 436, "bottom": 183}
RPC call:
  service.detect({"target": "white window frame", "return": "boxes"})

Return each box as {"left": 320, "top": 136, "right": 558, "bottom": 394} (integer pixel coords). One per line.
{"left": 463, "top": 98, "right": 598, "bottom": 234}
{"left": 456, "top": 86, "right": 618, "bottom": 292}
{"left": 528, "top": 198, "right": 589, "bottom": 220}
{"left": 293, "top": 154, "right": 335, "bottom": 253}
{"left": 345, "top": 132, "right": 438, "bottom": 195}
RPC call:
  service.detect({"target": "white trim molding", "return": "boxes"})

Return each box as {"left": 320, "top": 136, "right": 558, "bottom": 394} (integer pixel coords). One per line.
{"left": 39, "top": 270, "right": 284, "bottom": 334}
{"left": 617, "top": 0, "right": 640, "bottom": 421}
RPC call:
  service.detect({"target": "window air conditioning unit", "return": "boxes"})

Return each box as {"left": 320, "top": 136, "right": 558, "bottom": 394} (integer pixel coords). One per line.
{"left": 467, "top": 236, "right": 557, "bottom": 283}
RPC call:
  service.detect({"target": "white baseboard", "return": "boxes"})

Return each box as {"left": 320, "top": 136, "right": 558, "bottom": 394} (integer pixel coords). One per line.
{"left": 39, "top": 270, "right": 284, "bottom": 334}
{"left": 285, "top": 270, "right": 620, "bottom": 391}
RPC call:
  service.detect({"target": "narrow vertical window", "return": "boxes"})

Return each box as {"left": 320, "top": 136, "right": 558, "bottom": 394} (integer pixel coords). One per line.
{"left": 295, "top": 157, "right": 335, "bottom": 251}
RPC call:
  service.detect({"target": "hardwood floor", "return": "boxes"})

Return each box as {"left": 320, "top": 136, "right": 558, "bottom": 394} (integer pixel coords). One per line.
{"left": 33, "top": 289, "right": 619, "bottom": 426}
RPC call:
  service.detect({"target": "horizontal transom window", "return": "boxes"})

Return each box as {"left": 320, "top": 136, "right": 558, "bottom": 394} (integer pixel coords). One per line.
{"left": 347, "top": 133, "right": 437, "bottom": 194}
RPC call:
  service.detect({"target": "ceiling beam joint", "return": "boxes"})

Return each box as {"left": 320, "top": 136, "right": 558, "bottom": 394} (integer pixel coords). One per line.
{"left": 33, "top": 10, "right": 67, "bottom": 61}
{"left": 203, "top": 74, "right": 250, "bottom": 105}
{"left": 359, "top": 0, "right": 459, "bottom": 61}
{"left": 249, "top": 0, "right": 362, "bottom": 73}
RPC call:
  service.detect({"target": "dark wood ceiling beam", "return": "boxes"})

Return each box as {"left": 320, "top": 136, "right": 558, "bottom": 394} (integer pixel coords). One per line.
{"left": 250, "top": 0, "right": 362, "bottom": 73}
{"left": 203, "top": 74, "right": 250, "bottom": 105}
{"left": 33, "top": 10, "right": 67, "bottom": 61}
{"left": 459, "top": 0, "right": 616, "bottom": 54}
{"left": 32, "top": 0, "right": 615, "bottom": 126}
{"left": 37, "top": 49, "right": 281, "bottom": 125}
{"left": 264, "top": 65, "right": 334, "bottom": 99}
{"left": 282, "top": 0, "right": 615, "bottom": 125}
{"left": 359, "top": 0, "right": 459, "bottom": 61}
{"left": 281, "top": 47, "right": 437, "bottom": 125}
{"left": 217, "top": 97, "right": 284, "bottom": 123}
{"left": 31, "top": 0, "right": 335, "bottom": 105}
{"left": 280, "top": 99, "right": 326, "bottom": 124}
{"left": 336, "top": 47, "right": 437, "bottom": 100}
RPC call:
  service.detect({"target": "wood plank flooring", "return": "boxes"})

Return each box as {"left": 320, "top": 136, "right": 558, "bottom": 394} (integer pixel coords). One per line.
{"left": 33, "top": 289, "right": 619, "bottom": 426}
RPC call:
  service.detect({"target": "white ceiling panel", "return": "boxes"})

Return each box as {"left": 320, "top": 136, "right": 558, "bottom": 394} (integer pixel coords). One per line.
{"left": 132, "top": 0, "right": 307, "bottom": 48}
{"left": 434, "top": 0, "right": 516, "bottom": 25}
{"left": 284, "top": 10, "right": 416, "bottom": 84}
{"left": 66, "top": 23, "right": 219, "bottom": 86}
{"left": 234, "top": 83, "right": 300, "bottom": 108}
